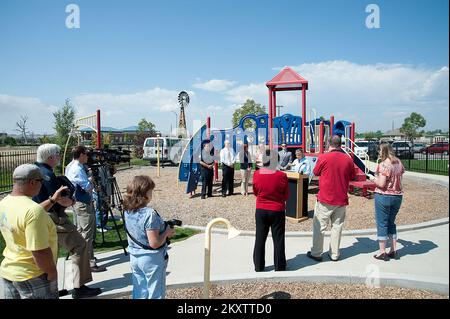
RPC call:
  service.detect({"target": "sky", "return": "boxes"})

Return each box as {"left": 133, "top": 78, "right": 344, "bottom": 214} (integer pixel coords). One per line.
{"left": 0, "top": 0, "right": 448, "bottom": 136}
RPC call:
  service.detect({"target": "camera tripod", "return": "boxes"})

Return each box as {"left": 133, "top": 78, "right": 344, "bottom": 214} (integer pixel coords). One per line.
{"left": 94, "top": 170, "right": 128, "bottom": 256}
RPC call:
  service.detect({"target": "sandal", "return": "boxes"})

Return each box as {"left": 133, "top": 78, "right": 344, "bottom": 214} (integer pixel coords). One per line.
{"left": 387, "top": 251, "right": 397, "bottom": 259}
{"left": 373, "top": 253, "right": 389, "bottom": 261}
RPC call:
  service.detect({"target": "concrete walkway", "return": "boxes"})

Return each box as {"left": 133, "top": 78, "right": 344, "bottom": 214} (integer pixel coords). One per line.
{"left": 58, "top": 220, "right": 449, "bottom": 298}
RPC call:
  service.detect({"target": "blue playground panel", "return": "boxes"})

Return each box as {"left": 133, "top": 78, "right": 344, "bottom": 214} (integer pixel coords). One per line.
{"left": 178, "top": 114, "right": 360, "bottom": 189}
{"left": 273, "top": 114, "right": 302, "bottom": 146}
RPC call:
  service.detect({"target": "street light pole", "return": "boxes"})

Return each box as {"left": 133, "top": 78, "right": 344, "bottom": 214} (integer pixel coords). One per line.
{"left": 276, "top": 105, "right": 284, "bottom": 117}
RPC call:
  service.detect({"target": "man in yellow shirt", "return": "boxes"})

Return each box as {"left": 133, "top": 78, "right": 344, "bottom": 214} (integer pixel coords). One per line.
{"left": 0, "top": 164, "right": 65, "bottom": 299}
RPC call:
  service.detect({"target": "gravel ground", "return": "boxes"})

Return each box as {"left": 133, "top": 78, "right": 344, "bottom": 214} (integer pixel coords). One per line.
{"left": 165, "top": 281, "right": 448, "bottom": 299}
{"left": 112, "top": 166, "right": 448, "bottom": 231}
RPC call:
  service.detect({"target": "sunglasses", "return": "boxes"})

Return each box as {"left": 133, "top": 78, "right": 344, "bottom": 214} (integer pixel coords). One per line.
{"left": 34, "top": 178, "right": 44, "bottom": 183}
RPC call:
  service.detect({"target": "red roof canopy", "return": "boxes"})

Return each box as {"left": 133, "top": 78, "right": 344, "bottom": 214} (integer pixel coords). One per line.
{"left": 266, "top": 66, "right": 308, "bottom": 90}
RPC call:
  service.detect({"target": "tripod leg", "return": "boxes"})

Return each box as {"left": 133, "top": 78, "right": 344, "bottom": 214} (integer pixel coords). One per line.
{"left": 109, "top": 207, "right": 128, "bottom": 256}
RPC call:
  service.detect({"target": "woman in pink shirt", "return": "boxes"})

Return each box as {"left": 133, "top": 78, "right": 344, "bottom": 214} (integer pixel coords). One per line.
{"left": 370, "top": 143, "right": 405, "bottom": 261}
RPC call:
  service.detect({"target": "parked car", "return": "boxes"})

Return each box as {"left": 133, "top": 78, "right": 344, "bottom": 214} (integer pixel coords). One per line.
{"left": 423, "top": 142, "right": 449, "bottom": 155}
{"left": 354, "top": 140, "right": 369, "bottom": 158}
{"left": 413, "top": 143, "right": 426, "bottom": 153}
{"left": 391, "top": 141, "right": 414, "bottom": 159}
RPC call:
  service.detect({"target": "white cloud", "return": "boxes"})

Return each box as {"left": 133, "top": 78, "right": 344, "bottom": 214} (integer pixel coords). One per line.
{"left": 71, "top": 88, "right": 197, "bottom": 132}
{"left": 0, "top": 95, "right": 57, "bottom": 134}
{"left": 1, "top": 61, "right": 448, "bottom": 136}
{"left": 225, "top": 83, "right": 267, "bottom": 104}
{"left": 206, "top": 105, "right": 224, "bottom": 111}
{"left": 193, "top": 79, "right": 236, "bottom": 92}
{"left": 270, "top": 61, "right": 449, "bottom": 131}
{"left": 73, "top": 87, "right": 192, "bottom": 116}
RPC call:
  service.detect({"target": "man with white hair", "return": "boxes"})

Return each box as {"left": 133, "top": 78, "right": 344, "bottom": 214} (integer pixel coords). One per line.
{"left": 33, "top": 144, "right": 104, "bottom": 299}
{"left": 0, "top": 164, "right": 63, "bottom": 298}
{"left": 219, "top": 140, "right": 236, "bottom": 197}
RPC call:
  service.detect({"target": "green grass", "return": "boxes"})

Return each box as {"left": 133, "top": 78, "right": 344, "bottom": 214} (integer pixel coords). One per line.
{"left": 401, "top": 159, "right": 449, "bottom": 176}
{"left": 129, "top": 158, "right": 151, "bottom": 166}
{"left": 217, "top": 163, "right": 256, "bottom": 170}
{"left": 0, "top": 171, "right": 13, "bottom": 193}
{"left": 1, "top": 214, "right": 199, "bottom": 263}
{"left": 90, "top": 219, "right": 199, "bottom": 255}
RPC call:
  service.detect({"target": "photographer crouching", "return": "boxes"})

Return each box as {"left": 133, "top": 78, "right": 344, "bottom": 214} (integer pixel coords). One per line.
{"left": 65, "top": 146, "right": 108, "bottom": 273}
{"left": 33, "top": 144, "right": 104, "bottom": 299}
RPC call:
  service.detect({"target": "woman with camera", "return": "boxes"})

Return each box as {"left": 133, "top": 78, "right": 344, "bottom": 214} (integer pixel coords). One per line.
{"left": 123, "top": 175, "right": 176, "bottom": 299}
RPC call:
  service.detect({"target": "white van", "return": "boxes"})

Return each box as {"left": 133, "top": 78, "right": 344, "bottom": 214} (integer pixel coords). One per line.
{"left": 143, "top": 137, "right": 189, "bottom": 164}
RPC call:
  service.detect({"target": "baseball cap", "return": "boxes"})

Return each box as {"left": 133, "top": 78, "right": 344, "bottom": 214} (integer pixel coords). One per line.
{"left": 13, "top": 164, "right": 50, "bottom": 181}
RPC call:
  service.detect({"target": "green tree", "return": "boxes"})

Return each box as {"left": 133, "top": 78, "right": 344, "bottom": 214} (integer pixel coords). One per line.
{"left": 363, "top": 132, "right": 376, "bottom": 139}
{"left": 138, "top": 118, "right": 157, "bottom": 136}
{"left": 124, "top": 133, "right": 131, "bottom": 143}
{"left": 38, "top": 135, "right": 54, "bottom": 144}
{"left": 103, "top": 133, "right": 111, "bottom": 147}
{"left": 400, "top": 112, "right": 426, "bottom": 142}
{"left": 4, "top": 136, "right": 17, "bottom": 146}
{"left": 134, "top": 119, "right": 157, "bottom": 158}
{"left": 375, "top": 130, "right": 383, "bottom": 139}
{"left": 54, "top": 99, "right": 76, "bottom": 146}
{"left": 53, "top": 99, "right": 76, "bottom": 166}
{"left": 232, "top": 99, "right": 266, "bottom": 129}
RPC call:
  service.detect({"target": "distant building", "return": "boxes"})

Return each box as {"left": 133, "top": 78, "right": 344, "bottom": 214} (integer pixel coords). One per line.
{"left": 381, "top": 128, "right": 406, "bottom": 141}
{"left": 433, "top": 134, "right": 449, "bottom": 143}
{"left": 80, "top": 126, "right": 141, "bottom": 145}
{"left": 382, "top": 129, "right": 448, "bottom": 144}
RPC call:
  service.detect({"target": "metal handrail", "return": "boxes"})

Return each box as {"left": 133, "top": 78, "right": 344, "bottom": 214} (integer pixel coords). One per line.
{"left": 342, "top": 137, "right": 371, "bottom": 176}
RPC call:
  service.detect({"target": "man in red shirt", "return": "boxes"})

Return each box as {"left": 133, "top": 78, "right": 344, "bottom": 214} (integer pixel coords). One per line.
{"left": 252, "top": 149, "right": 289, "bottom": 272}
{"left": 307, "top": 136, "right": 356, "bottom": 262}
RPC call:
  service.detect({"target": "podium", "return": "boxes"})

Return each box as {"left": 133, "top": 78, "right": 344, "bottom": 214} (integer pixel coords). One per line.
{"left": 284, "top": 171, "right": 309, "bottom": 222}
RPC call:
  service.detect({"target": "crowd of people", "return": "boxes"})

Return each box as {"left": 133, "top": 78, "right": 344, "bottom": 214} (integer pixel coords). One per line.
{"left": 0, "top": 136, "right": 405, "bottom": 299}
{"left": 197, "top": 136, "right": 405, "bottom": 273}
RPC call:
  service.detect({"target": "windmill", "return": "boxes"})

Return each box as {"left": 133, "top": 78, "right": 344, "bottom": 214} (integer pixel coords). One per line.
{"left": 177, "top": 91, "right": 189, "bottom": 138}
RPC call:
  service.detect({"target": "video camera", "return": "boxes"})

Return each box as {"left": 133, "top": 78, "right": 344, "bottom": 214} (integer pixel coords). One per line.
{"left": 86, "top": 147, "right": 132, "bottom": 167}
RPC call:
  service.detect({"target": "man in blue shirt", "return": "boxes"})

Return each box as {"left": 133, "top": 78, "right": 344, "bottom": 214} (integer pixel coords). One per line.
{"left": 65, "top": 146, "right": 106, "bottom": 275}
{"left": 289, "top": 149, "right": 311, "bottom": 175}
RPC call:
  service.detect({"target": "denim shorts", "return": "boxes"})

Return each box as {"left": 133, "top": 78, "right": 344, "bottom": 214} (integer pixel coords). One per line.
{"left": 374, "top": 193, "right": 403, "bottom": 241}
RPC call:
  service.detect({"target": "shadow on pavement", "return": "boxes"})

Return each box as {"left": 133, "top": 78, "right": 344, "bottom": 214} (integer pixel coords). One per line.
{"left": 338, "top": 237, "right": 379, "bottom": 260}
{"left": 396, "top": 239, "right": 439, "bottom": 258}
{"left": 96, "top": 273, "right": 132, "bottom": 294}
{"left": 96, "top": 251, "right": 130, "bottom": 268}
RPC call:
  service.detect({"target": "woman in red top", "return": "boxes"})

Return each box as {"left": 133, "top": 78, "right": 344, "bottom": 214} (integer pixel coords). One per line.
{"left": 370, "top": 143, "right": 405, "bottom": 261}
{"left": 252, "top": 149, "right": 289, "bottom": 272}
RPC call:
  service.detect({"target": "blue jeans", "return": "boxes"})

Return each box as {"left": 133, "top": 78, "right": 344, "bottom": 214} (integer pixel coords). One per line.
{"left": 130, "top": 252, "right": 168, "bottom": 299}
{"left": 374, "top": 193, "right": 403, "bottom": 241}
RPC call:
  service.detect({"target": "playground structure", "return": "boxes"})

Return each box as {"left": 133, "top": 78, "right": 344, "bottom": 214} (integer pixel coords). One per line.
{"left": 178, "top": 67, "right": 376, "bottom": 197}
{"left": 62, "top": 109, "right": 102, "bottom": 173}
